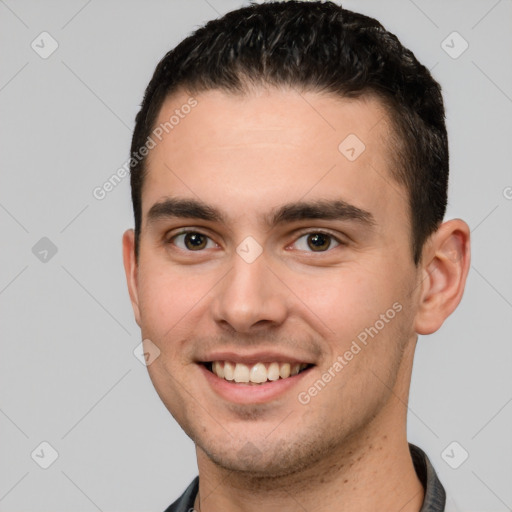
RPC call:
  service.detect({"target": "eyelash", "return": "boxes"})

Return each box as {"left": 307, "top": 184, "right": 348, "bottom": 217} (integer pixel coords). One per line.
{"left": 166, "top": 229, "right": 346, "bottom": 253}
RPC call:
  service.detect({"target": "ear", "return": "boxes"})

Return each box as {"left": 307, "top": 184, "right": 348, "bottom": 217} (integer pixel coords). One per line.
{"left": 122, "top": 229, "right": 141, "bottom": 326}
{"left": 414, "top": 219, "right": 471, "bottom": 335}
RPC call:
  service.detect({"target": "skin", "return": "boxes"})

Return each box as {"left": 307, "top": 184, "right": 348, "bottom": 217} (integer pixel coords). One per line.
{"left": 123, "top": 87, "right": 470, "bottom": 511}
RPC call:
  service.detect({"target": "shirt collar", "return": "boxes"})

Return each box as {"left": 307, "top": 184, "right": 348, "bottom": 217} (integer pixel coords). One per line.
{"left": 410, "top": 443, "right": 447, "bottom": 511}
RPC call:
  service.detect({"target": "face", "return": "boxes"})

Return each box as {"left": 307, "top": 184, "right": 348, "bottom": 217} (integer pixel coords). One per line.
{"left": 123, "top": 87, "right": 425, "bottom": 477}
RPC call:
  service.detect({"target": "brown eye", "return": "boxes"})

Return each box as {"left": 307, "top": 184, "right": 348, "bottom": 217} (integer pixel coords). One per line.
{"left": 293, "top": 232, "right": 341, "bottom": 252}
{"left": 171, "top": 232, "right": 215, "bottom": 251}
{"left": 184, "top": 232, "right": 207, "bottom": 250}
{"left": 307, "top": 233, "right": 331, "bottom": 251}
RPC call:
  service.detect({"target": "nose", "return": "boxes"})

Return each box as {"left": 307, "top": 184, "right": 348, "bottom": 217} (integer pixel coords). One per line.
{"left": 210, "top": 251, "right": 288, "bottom": 334}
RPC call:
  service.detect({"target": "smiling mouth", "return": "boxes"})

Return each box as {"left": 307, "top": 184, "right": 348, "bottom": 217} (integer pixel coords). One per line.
{"left": 203, "top": 361, "right": 314, "bottom": 385}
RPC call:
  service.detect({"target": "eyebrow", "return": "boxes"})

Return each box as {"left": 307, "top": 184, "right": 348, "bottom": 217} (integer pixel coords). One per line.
{"left": 146, "top": 197, "right": 375, "bottom": 228}
{"left": 147, "top": 198, "right": 224, "bottom": 224}
{"left": 267, "top": 199, "right": 375, "bottom": 227}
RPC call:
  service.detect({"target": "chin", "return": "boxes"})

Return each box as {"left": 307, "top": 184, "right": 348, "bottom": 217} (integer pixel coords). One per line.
{"left": 197, "top": 433, "right": 330, "bottom": 479}
{"left": 208, "top": 451, "right": 302, "bottom": 478}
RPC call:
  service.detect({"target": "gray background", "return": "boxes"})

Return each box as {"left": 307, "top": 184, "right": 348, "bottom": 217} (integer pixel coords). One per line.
{"left": 1, "top": 0, "right": 511, "bottom": 510}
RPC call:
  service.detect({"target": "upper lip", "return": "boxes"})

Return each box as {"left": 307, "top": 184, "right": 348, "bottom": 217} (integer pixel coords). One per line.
{"left": 197, "top": 350, "right": 316, "bottom": 366}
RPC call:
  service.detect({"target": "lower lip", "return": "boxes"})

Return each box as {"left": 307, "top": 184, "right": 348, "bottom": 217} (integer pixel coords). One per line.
{"left": 199, "top": 364, "right": 313, "bottom": 405}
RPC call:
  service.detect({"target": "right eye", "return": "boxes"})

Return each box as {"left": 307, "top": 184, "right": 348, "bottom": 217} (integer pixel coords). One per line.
{"left": 168, "top": 231, "right": 218, "bottom": 251}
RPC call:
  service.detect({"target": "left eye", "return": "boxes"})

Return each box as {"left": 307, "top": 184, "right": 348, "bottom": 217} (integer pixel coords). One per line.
{"left": 293, "top": 232, "right": 340, "bottom": 252}
{"left": 172, "top": 232, "right": 217, "bottom": 251}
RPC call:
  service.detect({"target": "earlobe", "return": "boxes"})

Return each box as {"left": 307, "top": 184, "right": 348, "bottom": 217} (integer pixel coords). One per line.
{"left": 414, "top": 219, "right": 471, "bottom": 335}
{"left": 122, "top": 229, "right": 142, "bottom": 326}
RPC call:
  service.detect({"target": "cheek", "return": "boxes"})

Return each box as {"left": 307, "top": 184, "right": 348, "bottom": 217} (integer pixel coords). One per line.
{"left": 293, "top": 266, "right": 396, "bottom": 335}
{"left": 136, "top": 266, "right": 199, "bottom": 340}
{"left": 292, "top": 261, "right": 413, "bottom": 383}
{"left": 135, "top": 261, "right": 227, "bottom": 361}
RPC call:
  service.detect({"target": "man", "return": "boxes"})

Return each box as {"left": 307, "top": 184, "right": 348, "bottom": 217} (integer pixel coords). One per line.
{"left": 122, "top": 1, "right": 470, "bottom": 510}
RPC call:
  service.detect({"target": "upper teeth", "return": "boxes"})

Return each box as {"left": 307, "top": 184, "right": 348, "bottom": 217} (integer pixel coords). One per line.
{"left": 211, "top": 361, "right": 309, "bottom": 384}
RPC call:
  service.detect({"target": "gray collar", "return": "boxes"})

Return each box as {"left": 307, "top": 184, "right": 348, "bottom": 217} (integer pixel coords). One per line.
{"left": 410, "top": 443, "right": 446, "bottom": 511}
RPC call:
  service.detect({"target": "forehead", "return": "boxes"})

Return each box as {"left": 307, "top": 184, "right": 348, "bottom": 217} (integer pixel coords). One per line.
{"left": 151, "top": 87, "right": 391, "bottom": 155}
{"left": 142, "top": 87, "right": 406, "bottom": 229}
